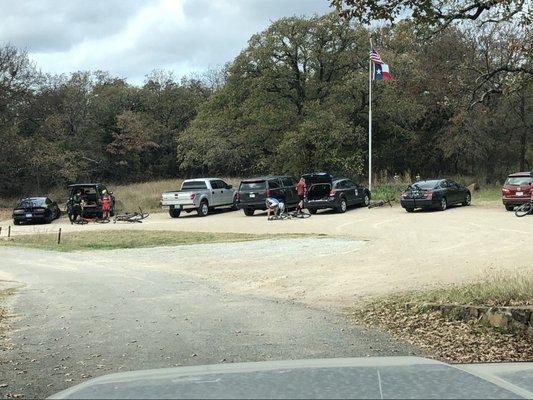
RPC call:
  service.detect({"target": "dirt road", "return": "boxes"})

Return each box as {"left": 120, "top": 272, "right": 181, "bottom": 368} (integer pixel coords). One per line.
{"left": 0, "top": 243, "right": 418, "bottom": 398}
{"left": 2, "top": 204, "right": 531, "bottom": 306}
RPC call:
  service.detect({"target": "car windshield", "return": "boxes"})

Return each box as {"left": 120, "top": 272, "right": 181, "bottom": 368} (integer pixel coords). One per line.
{"left": 18, "top": 198, "right": 46, "bottom": 207}
{"left": 240, "top": 181, "right": 266, "bottom": 190}
{"left": 410, "top": 181, "right": 439, "bottom": 190}
{"left": 182, "top": 181, "right": 208, "bottom": 190}
{"left": 505, "top": 176, "right": 532, "bottom": 186}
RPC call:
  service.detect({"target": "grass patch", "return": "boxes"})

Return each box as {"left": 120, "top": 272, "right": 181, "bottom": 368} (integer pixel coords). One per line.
{"left": 376, "top": 274, "right": 533, "bottom": 307}
{"left": 0, "top": 230, "right": 314, "bottom": 252}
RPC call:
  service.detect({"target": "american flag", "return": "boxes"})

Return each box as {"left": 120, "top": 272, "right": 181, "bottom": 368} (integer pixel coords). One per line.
{"left": 369, "top": 47, "right": 383, "bottom": 64}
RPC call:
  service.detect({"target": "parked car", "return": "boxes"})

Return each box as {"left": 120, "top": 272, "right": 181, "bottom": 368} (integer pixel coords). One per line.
{"left": 501, "top": 171, "right": 532, "bottom": 211}
{"left": 12, "top": 197, "right": 61, "bottom": 225}
{"left": 236, "top": 176, "right": 299, "bottom": 216}
{"left": 161, "top": 178, "right": 236, "bottom": 218}
{"left": 67, "top": 183, "right": 115, "bottom": 219}
{"left": 400, "top": 179, "right": 471, "bottom": 212}
{"left": 303, "top": 173, "right": 371, "bottom": 214}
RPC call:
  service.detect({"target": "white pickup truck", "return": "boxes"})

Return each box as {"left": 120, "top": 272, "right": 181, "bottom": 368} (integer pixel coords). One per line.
{"left": 161, "top": 178, "right": 237, "bottom": 218}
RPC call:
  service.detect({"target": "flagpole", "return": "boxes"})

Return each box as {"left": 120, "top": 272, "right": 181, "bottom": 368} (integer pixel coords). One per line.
{"left": 368, "top": 38, "right": 372, "bottom": 191}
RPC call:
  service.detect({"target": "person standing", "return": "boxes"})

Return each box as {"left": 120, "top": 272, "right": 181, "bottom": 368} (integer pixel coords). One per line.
{"left": 100, "top": 189, "right": 111, "bottom": 220}
{"left": 69, "top": 190, "right": 82, "bottom": 224}
{"left": 296, "top": 177, "right": 307, "bottom": 212}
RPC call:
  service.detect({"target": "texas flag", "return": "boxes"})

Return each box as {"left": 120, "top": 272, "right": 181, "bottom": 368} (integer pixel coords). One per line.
{"left": 369, "top": 46, "right": 392, "bottom": 81}
{"left": 374, "top": 63, "right": 392, "bottom": 81}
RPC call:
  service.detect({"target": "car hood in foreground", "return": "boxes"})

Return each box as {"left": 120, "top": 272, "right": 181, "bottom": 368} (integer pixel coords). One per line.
{"left": 50, "top": 357, "right": 533, "bottom": 399}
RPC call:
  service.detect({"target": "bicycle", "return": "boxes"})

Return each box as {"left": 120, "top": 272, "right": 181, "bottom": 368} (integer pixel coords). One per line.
{"left": 268, "top": 208, "right": 311, "bottom": 220}
{"left": 515, "top": 200, "right": 533, "bottom": 217}
{"left": 113, "top": 208, "right": 150, "bottom": 223}
{"left": 72, "top": 215, "right": 111, "bottom": 225}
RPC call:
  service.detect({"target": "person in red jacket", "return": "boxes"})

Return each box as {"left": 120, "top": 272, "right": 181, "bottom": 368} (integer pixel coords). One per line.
{"left": 296, "top": 177, "right": 307, "bottom": 212}
{"left": 100, "top": 189, "right": 112, "bottom": 220}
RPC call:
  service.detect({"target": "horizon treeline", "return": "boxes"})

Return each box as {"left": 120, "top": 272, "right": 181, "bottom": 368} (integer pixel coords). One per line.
{"left": 1, "top": 13, "right": 531, "bottom": 196}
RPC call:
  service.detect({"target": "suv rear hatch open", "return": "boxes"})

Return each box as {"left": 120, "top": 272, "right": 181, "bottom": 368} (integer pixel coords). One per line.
{"left": 303, "top": 173, "right": 333, "bottom": 201}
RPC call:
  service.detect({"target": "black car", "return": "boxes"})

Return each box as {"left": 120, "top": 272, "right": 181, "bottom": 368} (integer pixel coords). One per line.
{"left": 67, "top": 183, "right": 115, "bottom": 219}
{"left": 12, "top": 197, "right": 61, "bottom": 225}
{"left": 304, "top": 173, "right": 371, "bottom": 214}
{"left": 236, "top": 176, "right": 299, "bottom": 216}
{"left": 400, "top": 179, "right": 471, "bottom": 212}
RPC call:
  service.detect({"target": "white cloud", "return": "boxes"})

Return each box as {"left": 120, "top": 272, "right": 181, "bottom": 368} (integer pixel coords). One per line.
{"left": 0, "top": 0, "right": 330, "bottom": 84}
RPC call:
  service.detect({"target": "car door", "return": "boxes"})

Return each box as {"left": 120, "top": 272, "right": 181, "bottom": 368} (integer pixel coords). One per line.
{"left": 344, "top": 180, "right": 360, "bottom": 205}
{"left": 281, "top": 177, "right": 298, "bottom": 206}
{"left": 209, "top": 180, "right": 224, "bottom": 206}
{"left": 334, "top": 180, "right": 350, "bottom": 205}
{"left": 447, "top": 180, "right": 461, "bottom": 203}
{"left": 268, "top": 178, "right": 283, "bottom": 202}
{"left": 218, "top": 180, "right": 234, "bottom": 205}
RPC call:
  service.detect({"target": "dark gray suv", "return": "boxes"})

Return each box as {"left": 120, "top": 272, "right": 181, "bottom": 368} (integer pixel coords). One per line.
{"left": 236, "top": 176, "right": 299, "bottom": 216}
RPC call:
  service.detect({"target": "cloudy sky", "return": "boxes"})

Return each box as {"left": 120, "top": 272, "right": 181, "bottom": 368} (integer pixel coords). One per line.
{"left": 1, "top": 0, "right": 331, "bottom": 84}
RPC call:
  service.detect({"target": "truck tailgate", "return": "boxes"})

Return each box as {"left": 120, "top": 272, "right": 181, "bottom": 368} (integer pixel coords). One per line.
{"left": 161, "top": 191, "right": 196, "bottom": 206}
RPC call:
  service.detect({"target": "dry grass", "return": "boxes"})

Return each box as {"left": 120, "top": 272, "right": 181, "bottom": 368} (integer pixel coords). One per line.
{"left": 379, "top": 274, "right": 533, "bottom": 307}
{"left": 0, "top": 229, "right": 310, "bottom": 252}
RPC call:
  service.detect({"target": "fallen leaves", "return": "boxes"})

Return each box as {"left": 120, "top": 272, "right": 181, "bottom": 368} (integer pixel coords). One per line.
{"left": 350, "top": 302, "right": 533, "bottom": 363}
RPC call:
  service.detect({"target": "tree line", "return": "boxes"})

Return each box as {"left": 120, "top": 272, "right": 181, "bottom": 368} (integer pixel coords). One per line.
{"left": 1, "top": 12, "right": 531, "bottom": 197}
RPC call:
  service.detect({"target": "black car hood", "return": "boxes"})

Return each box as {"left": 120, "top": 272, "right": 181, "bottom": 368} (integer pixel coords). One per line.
{"left": 50, "top": 357, "right": 533, "bottom": 399}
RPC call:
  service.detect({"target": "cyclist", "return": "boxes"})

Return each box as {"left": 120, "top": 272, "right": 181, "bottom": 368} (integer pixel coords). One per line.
{"left": 266, "top": 197, "right": 284, "bottom": 220}
{"left": 296, "top": 177, "right": 307, "bottom": 213}
{"left": 68, "top": 190, "right": 82, "bottom": 224}
{"left": 100, "top": 189, "right": 112, "bottom": 220}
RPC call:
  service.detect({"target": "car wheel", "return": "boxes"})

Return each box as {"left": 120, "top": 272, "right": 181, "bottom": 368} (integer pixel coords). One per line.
{"left": 169, "top": 206, "right": 181, "bottom": 218}
{"left": 243, "top": 208, "right": 255, "bottom": 216}
{"left": 13, "top": 220, "right": 20, "bottom": 225}
{"left": 197, "top": 201, "right": 209, "bottom": 217}
{"left": 363, "top": 193, "right": 370, "bottom": 207}
{"left": 46, "top": 214, "right": 53, "bottom": 224}
{"left": 337, "top": 198, "right": 347, "bottom": 213}
{"left": 405, "top": 208, "right": 414, "bottom": 213}
{"left": 308, "top": 208, "right": 317, "bottom": 215}
{"left": 438, "top": 197, "right": 447, "bottom": 211}
{"left": 462, "top": 193, "right": 471, "bottom": 206}
{"left": 504, "top": 204, "right": 514, "bottom": 211}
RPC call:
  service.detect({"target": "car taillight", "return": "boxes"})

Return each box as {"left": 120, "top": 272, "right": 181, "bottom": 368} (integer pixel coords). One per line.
{"left": 502, "top": 188, "right": 510, "bottom": 193}
{"left": 401, "top": 192, "right": 408, "bottom": 198}
{"left": 329, "top": 189, "right": 336, "bottom": 196}
{"left": 266, "top": 189, "right": 272, "bottom": 197}
{"left": 190, "top": 193, "right": 196, "bottom": 200}
{"left": 235, "top": 192, "right": 240, "bottom": 201}
{"left": 13, "top": 209, "right": 24, "bottom": 215}
{"left": 423, "top": 191, "right": 434, "bottom": 199}
{"left": 34, "top": 208, "right": 46, "bottom": 213}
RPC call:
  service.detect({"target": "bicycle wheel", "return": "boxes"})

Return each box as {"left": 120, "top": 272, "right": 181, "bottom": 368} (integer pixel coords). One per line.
{"left": 294, "top": 210, "right": 311, "bottom": 218}
{"left": 515, "top": 202, "right": 532, "bottom": 217}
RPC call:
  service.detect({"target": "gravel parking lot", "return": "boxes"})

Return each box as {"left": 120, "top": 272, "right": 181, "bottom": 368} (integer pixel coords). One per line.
{"left": 2, "top": 204, "right": 531, "bottom": 306}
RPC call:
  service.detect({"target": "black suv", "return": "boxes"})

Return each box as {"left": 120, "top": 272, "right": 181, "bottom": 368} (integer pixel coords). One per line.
{"left": 236, "top": 176, "right": 299, "bottom": 216}
{"left": 304, "top": 173, "right": 371, "bottom": 214}
{"left": 67, "top": 183, "right": 115, "bottom": 218}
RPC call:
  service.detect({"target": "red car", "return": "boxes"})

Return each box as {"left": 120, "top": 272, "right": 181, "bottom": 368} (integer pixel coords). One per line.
{"left": 501, "top": 171, "right": 532, "bottom": 211}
